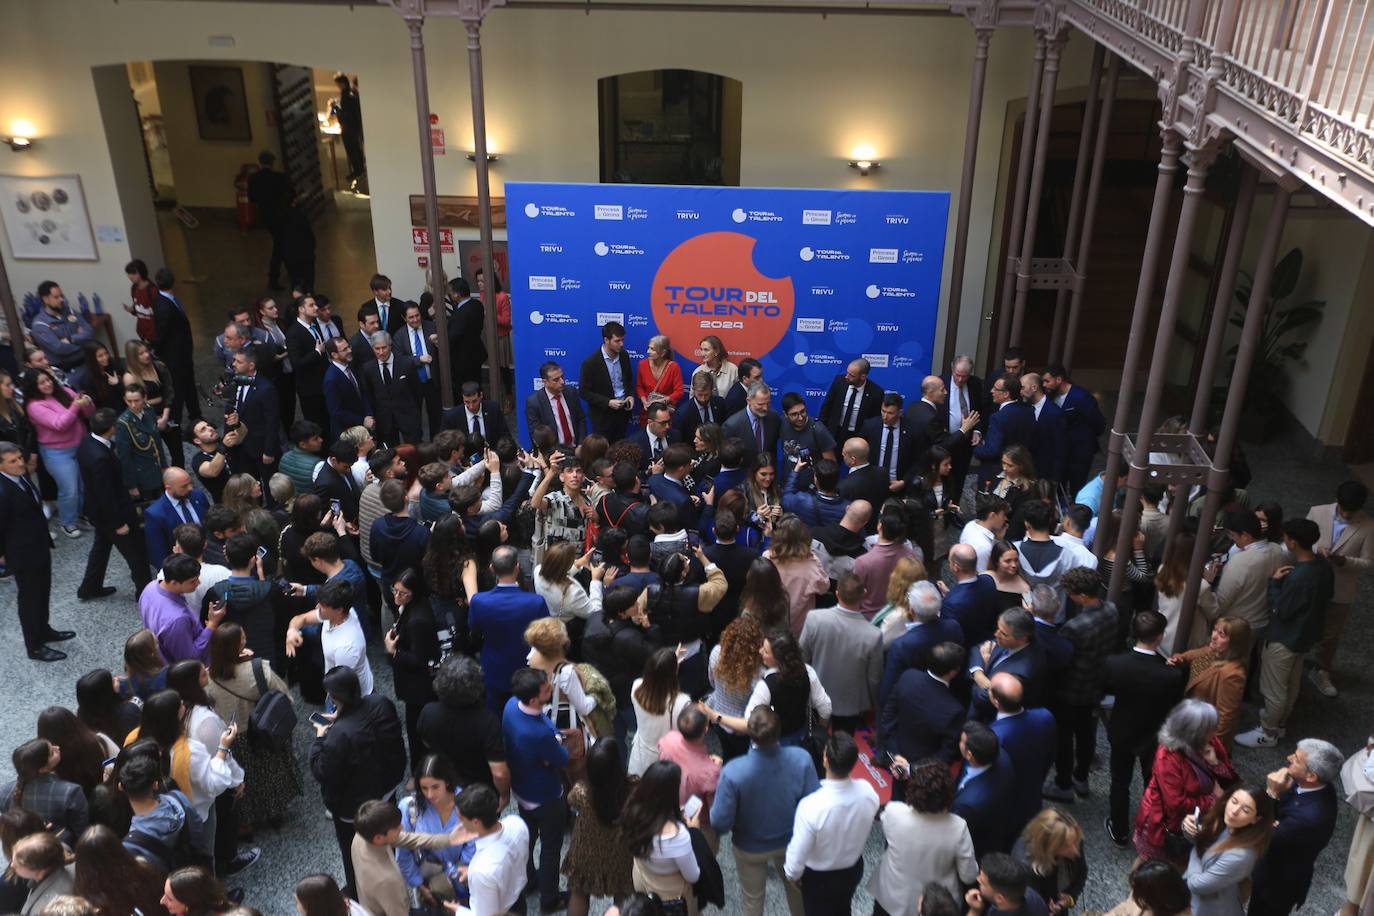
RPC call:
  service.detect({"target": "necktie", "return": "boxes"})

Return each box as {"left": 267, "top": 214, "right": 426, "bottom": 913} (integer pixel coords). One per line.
{"left": 178, "top": 499, "right": 196, "bottom": 524}
{"left": 553, "top": 395, "right": 574, "bottom": 442}
{"left": 309, "top": 323, "right": 322, "bottom": 344}
{"left": 654, "top": 437, "right": 664, "bottom": 458}
{"left": 752, "top": 416, "right": 763, "bottom": 451}
{"left": 379, "top": 303, "right": 388, "bottom": 328}
{"left": 236, "top": 385, "right": 248, "bottom": 414}
{"left": 884, "top": 425, "right": 896, "bottom": 479}
{"left": 19, "top": 476, "right": 39, "bottom": 504}
{"left": 382, "top": 361, "right": 392, "bottom": 387}
{"left": 699, "top": 403, "right": 710, "bottom": 425}
{"left": 842, "top": 386, "right": 859, "bottom": 431}
{"left": 960, "top": 384, "right": 970, "bottom": 415}
{"left": 413, "top": 328, "right": 429, "bottom": 383}
{"left": 470, "top": 413, "right": 482, "bottom": 437}
{"left": 346, "top": 368, "right": 358, "bottom": 392}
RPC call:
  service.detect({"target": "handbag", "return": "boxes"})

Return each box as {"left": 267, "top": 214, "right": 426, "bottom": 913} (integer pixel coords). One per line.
{"left": 551, "top": 670, "right": 587, "bottom": 788}
{"left": 1341, "top": 746, "right": 1374, "bottom": 818}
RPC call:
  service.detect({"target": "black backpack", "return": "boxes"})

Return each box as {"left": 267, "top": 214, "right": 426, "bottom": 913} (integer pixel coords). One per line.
{"left": 246, "top": 658, "right": 297, "bottom": 752}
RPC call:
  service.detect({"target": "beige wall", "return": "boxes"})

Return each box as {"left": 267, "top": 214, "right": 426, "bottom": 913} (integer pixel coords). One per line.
{"left": 0, "top": 0, "right": 1085, "bottom": 366}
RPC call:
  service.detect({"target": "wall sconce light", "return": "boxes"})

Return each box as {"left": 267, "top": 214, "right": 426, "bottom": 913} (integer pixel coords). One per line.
{"left": 3, "top": 136, "right": 34, "bottom": 152}
{"left": 848, "top": 145, "right": 880, "bottom": 176}
{"left": 465, "top": 151, "right": 500, "bottom": 163}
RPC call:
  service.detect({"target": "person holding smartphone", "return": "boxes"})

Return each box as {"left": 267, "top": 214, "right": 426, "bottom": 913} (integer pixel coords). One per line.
{"left": 214, "top": 533, "right": 278, "bottom": 664}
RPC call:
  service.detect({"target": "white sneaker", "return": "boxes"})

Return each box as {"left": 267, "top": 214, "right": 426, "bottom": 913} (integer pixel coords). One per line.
{"left": 1235, "top": 726, "right": 1279, "bottom": 748}
{"left": 1309, "top": 668, "right": 1338, "bottom": 698}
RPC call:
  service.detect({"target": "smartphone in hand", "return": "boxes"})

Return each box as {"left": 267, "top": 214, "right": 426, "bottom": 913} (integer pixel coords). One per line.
{"left": 683, "top": 795, "right": 703, "bottom": 820}
{"left": 309, "top": 712, "right": 332, "bottom": 728}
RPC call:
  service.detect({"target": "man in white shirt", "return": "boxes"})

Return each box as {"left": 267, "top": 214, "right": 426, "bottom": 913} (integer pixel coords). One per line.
{"left": 452, "top": 783, "right": 529, "bottom": 916}
{"left": 285, "top": 578, "right": 374, "bottom": 697}
{"left": 784, "top": 731, "right": 879, "bottom": 914}
{"left": 960, "top": 493, "right": 1009, "bottom": 572}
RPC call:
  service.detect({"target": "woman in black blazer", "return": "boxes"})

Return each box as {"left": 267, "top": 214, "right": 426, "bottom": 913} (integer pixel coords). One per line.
{"left": 384, "top": 567, "right": 441, "bottom": 767}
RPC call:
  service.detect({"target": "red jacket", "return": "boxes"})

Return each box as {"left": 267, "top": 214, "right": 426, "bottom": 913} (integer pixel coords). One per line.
{"left": 1135, "top": 736, "right": 1237, "bottom": 849}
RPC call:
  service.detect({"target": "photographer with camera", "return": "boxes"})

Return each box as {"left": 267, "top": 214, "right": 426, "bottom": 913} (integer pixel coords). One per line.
{"left": 778, "top": 392, "right": 836, "bottom": 491}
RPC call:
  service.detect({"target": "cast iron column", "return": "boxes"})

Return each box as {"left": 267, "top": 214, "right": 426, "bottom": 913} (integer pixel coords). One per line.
{"left": 992, "top": 36, "right": 1047, "bottom": 367}
{"left": 1174, "top": 179, "right": 1294, "bottom": 652}
{"left": 1009, "top": 30, "right": 1069, "bottom": 349}
{"left": 1047, "top": 44, "right": 1104, "bottom": 365}
{"left": 465, "top": 18, "right": 505, "bottom": 406}
{"left": 941, "top": 26, "right": 993, "bottom": 372}
{"left": 1095, "top": 129, "right": 1182, "bottom": 560}
{"left": 1164, "top": 164, "right": 1258, "bottom": 547}
{"left": 406, "top": 16, "right": 454, "bottom": 406}
{"left": 1062, "top": 53, "right": 1120, "bottom": 368}
{"left": 1107, "top": 147, "right": 1216, "bottom": 604}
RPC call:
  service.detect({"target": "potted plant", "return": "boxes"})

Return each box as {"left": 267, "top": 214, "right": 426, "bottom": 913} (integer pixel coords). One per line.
{"left": 1228, "top": 247, "right": 1325, "bottom": 441}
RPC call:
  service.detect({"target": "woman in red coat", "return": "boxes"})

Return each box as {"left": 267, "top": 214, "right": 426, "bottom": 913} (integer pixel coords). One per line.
{"left": 635, "top": 334, "right": 684, "bottom": 427}
{"left": 1133, "top": 698, "right": 1238, "bottom": 867}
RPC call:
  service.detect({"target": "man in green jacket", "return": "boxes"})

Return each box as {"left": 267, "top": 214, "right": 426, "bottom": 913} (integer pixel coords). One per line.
{"left": 1236, "top": 518, "right": 1334, "bottom": 748}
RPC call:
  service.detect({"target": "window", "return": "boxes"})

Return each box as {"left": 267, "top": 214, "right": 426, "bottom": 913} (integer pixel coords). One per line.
{"left": 598, "top": 69, "right": 742, "bottom": 185}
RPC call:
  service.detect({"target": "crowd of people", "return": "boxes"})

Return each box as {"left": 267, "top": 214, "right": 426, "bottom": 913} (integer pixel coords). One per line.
{"left": 0, "top": 268, "right": 1371, "bottom": 916}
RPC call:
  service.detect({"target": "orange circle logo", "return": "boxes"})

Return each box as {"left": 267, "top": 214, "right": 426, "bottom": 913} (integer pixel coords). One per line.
{"left": 650, "top": 231, "right": 794, "bottom": 359}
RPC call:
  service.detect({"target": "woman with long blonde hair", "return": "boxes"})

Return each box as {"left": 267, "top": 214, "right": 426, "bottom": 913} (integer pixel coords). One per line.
{"left": 1013, "top": 807, "right": 1087, "bottom": 913}
{"left": 870, "top": 556, "right": 928, "bottom": 645}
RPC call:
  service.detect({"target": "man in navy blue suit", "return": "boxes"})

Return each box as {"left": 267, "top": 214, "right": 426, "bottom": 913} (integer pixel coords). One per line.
{"left": 469, "top": 546, "right": 550, "bottom": 712}
{"left": 631, "top": 403, "right": 681, "bottom": 473}
{"left": 646, "top": 444, "right": 701, "bottom": 531}
{"left": 879, "top": 580, "right": 964, "bottom": 710}
{"left": 144, "top": 467, "right": 210, "bottom": 570}
{"left": 322, "top": 337, "right": 373, "bottom": 433}
{"left": 440, "top": 381, "right": 510, "bottom": 447}
{"left": 989, "top": 673, "right": 1056, "bottom": 837}
{"left": 943, "top": 544, "right": 1004, "bottom": 646}
{"left": 879, "top": 641, "right": 966, "bottom": 774}
{"left": 952, "top": 721, "right": 1016, "bottom": 858}
{"left": 968, "top": 607, "right": 1047, "bottom": 716}
{"left": 1021, "top": 373, "right": 1067, "bottom": 486}
{"left": 974, "top": 374, "right": 1034, "bottom": 486}
{"left": 523, "top": 361, "right": 587, "bottom": 446}
{"left": 1042, "top": 365, "right": 1106, "bottom": 494}
{"left": 673, "top": 373, "right": 727, "bottom": 444}
{"left": 0, "top": 442, "right": 68, "bottom": 661}
{"left": 1249, "top": 738, "right": 1341, "bottom": 916}
{"left": 225, "top": 348, "right": 280, "bottom": 482}
{"left": 861, "top": 394, "right": 917, "bottom": 492}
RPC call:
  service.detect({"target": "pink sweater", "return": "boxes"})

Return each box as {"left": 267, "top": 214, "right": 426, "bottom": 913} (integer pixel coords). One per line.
{"left": 27, "top": 388, "right": 93, "bottom": 448}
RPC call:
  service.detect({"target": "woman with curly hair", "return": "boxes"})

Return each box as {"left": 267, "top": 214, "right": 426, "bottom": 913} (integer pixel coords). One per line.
{"left": 416, "top": 656, "right": 511, "bottom": 801}
{"left": 700, "top": 614, "right": 766, "bottom": 760}
{"left": 868, "top": 758, "right": 978, "bottom": 916}
{"left": 764, "top": 515, "right": 829, "bottom": 636}
{"left": 73, "top": 823, "right": 166, "bottom": 916}
{"left": 744, "top": 634, "right": 831, "bottom": 747}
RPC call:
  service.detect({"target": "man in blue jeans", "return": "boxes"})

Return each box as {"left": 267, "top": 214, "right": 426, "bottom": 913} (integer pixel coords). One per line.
{"left": 711, "top": 706, "right": 819, "bottom": 916}
{"left": 502, "top": 667, "right": 569, "bottom": 913}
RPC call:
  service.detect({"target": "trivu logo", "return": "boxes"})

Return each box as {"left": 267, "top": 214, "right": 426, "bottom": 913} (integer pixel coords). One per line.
{"left": 651, "top": 232, "right": 794, "bottom": 359}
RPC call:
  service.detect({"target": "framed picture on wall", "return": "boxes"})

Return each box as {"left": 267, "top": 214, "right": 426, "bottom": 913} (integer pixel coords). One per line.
{"left": 0, "top": 174, "right": 98, "bottom": 260}
{"left": 189, "top": 64, "right": 251, "bottom": 142}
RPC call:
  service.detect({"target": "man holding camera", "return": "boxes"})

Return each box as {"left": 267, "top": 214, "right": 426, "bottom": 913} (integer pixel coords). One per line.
{"left": 223, "top": 348, "right": 279, "bottom": 483}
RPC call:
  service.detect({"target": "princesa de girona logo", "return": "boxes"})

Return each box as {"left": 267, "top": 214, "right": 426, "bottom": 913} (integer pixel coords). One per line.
{"left": 651, "top": 232, "right": 795, "bottom": 359}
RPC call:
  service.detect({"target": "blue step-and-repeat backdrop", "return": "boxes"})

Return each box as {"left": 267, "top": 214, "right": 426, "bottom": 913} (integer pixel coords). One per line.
{"left": 505, "top": 182, "right": 950, "bottom": 441}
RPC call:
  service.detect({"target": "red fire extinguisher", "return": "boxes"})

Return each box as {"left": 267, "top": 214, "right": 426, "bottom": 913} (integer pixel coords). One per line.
{"left": 235, "top": 164, "right": 259, "bottom": 232}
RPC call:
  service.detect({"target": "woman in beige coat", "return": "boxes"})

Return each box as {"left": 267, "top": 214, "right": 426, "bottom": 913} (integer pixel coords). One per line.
{"left": 1168, "top": 617, "right": 1251, "bottom": 751}
{"left": 868, "top": 759, "right": 978, "bottom": 916}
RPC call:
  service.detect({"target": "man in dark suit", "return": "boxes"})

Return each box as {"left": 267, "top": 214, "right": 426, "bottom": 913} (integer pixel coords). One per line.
{"left": 861, "top": 394, "right": 917, "bottom": 492}
{"left": 878, "top": 580, "right": 964, "bottom": 710}
{"left": 150, "top": 268, "right": 202, "bottom": 426}
{"left": 1101, "top": 610, "right": 1187, "bottom": 846}
{"left": 246, "top": 150, "right": 295, "bottom": 289}
{"left": 362, "top": 273, "right": 406, "bottom": 336}
{"left": 879, "top": 641, "right": 966, "bottom": 768}
{"left": 391, "top": 302, "right": 442, "bottom": 438}
{"left": 362, "top": 332, "right": 422, "bottom": 446}
{"left": 579, "top": 320, "right": 635, "bottom": 442}
{"left": 322, "top": 338, "right": 373, "bottom": 433}
{"left": 818, "top": 358, "right": 884, "bottom": 443}
{"left": 646, "top": 444, "right": 701, "bottom": 532}
{"left": 952, "top": 721, "right": 1017, "bottom": 858}
{"left": 906, "top": 375, "right": 980, "bottom": 466}
{"left": 285, "top": 294, "right": 331, "bottom": 436}
{"left": 836, "top": 438, "right": 889, "bottom": 532}
{"left": 722, "top": 357, "right": 761, "bottom": 420}
{"left": 312, "top": 439, "right": 363, "bottom": 525}
{"left": 77, "top": 409, "right": 151, "bottom": 602}
{"left": 1250, "top": 739, "right": 1342, "bottom": 916}
{"left": 441, "top": 381, "right": 510, "bottom": 445}
{"left": 720, "top": 382, "right": 781, "bottom": 461}
{"left": 943, "top": 544, "right": 1005, "bottom": 646}
{"left": 349, "top": 305, "right": 381, "bottom": 376}
{"left": 1021, "top": 373, "right": 1067, "bottom": 486}
{"left": 444, "top": 278, "right": 488, "bottom": 390}
{"left": 988, "top": 673, "right": 1057, "bottom": 836}
{"left": 968, "top": 607, "right": 1048, "bottom": 716}
{"left": 0, "top": 442, "right": 68, "bottom": 661}
{"left": 631, "top": 403, "right": 682, "bottom": 473}
{"left": 224, "top": 348, "right": 281, "bottom": 482}
{"left": 673, "top": 373, "right": 727, "bottom": 444}
{"left": 142, "top": 467, "right": 210, "bottom": 572}
{"left": 942, "top": 356, "right": 986, "bottom": 499}
{"left": 974, "top": 374, "right": 1035, "bottom": 487}
{"left": 468, "top": 545, "right": 552, "bottom": 710}
{"left": 703, "top": 508, "right": 760, "bottom": 626}
{"left": 1042, "top": 365, "right": 1106, "bottom": 495}
{"left": 524, "top": 361, "right": 586, "bottom": 446}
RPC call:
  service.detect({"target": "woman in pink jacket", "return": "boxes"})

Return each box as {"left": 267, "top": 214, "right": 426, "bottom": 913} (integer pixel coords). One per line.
{"left": 21, "top": 368, "right": 94, "bottom": 538}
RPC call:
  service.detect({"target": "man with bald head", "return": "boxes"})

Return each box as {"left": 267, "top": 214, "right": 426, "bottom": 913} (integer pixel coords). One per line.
{"left": 989, "top": 671, "right": 1057, "bottom": 834}
{"left": 813, "top": 499, "right": 872, "bottom": 580}
{"left": 942, "top": 541, "right": 1003, "bottom": 646}
{"left": 143, "top": 467, "right": 210, "bottom": 569}
{"left": 1021, "top": 372, "right": 1067, "bottom": 485}
{"left": 818, "top": 358, "right": 884, "bottom": 441}
{"left": 906, "top": 374, "right": 980, "bottom": 472}
{"left": 836, "top": 438, "right": 889, "bottom": 533}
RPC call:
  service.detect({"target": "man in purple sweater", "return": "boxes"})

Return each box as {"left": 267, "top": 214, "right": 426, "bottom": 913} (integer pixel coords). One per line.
{"left": 139, "top": 554, "right": 225, "bottom": 663}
